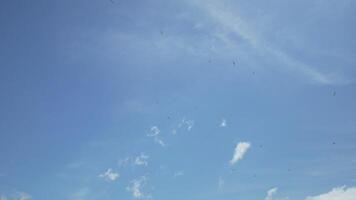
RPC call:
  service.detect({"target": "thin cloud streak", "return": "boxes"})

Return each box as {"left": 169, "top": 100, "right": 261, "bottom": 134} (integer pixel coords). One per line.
{"left": 190, "top": 0, "right": 347, "bottom": 85}
{"left": 230, "top": 142, "right": 251, "bottom": 165}
{"left": 265, "top": 187, "right": 278, "bottom": 200}
{"left": 99, "top": 168, "right": 120, "bottom": 182}
{"left": 126, "top": 176, "right": 149, "bottom": 199}
{"left": 305, "top": 186, "right": 356, "bottom": 200}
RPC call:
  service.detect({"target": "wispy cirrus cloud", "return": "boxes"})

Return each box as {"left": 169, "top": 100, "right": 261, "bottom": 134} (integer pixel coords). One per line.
{"left": 265, "top": 187, "right": 278, "bottom": 200}
{"left": 218, "top": 176, "right": 225, "bottom": 190}
{"left": 148, "top": 126, "right": 160, "bottom": 137}
{"left": 98, "top": 168, "right": 120, "bottom": 182}
{"left": 178, "top": 118, "right": 195, "bottom": 131}
{"left": 189, "top": 0, "right": 348, "bottom": 85}
{"left": 229, "top": 142, "right": 251, "bottom": 165}
{"left": 70, "top": 188, "right": 90, "bottom": 200}
{"left": 134, "top": 154, "right": 149, "bottom": 166}
{"left": 220, "top": 118, "right": 227, "bottom": 127}
{"left": 147, "top": 126, "right": 165, "bottom": 147}
{"left": 119, "top": 153, "right": 150, "bottom": 167}
{"left": 0, "top": 192, "right": 31, "bottom": 200}
{"left": 173, "top": 170, "right": 184, "bottom": 178}
{"left": 126, "top": 176, "right": 150, "bottom": 199}
{"left": 305, "top": 186, "right": 356, "bottom": 200}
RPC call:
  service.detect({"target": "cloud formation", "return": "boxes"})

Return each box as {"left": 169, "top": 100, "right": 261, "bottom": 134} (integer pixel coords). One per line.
{"left": 305, "top": 186, "right": 356, "bottom": 200}
{"left": 0, "top": 192, "right": 31, "bottom": 200}
{"left": 265, "top": 187, "right": 278, "bottom": 200}
{"left": 134, "top": 154, "right": 149, "bottom": 166}
{"left": 147, "top": 126, "right": 165, "bottom": 147}
{"left": 229, "top": 142, "right": 251, "bottom": 165}
{"left": 148, "top": 126, "right": 160, "bottom": 137}
{"left": 99, "top": 168, "right": 119, "bottom": 182}
{"left": 220, "top": 118, "right": 227, "bottom": 127}
{"left": 154, "top": 137, "right": 166, "bottom": 147}
{"left": 119, "top": 153, "right": 150, "bottom": 167}
{"left": 191, "top": 0, "right": 346, "bottom": 85}
{"left": 126, "top": 176, "right": 149, "bottom": 199}
{"left": 178, "top": 118, "right": 195, "bottom": 131}
{"left": 173, "top": 171, "right": 184, "bottom": 177}
{"left": 16, "top": 192, "right": 31, "bottom": 200}
{"left": 70, "top": 188, "right": 90, "bottom": 200}
{"left": 218, "top": 176, "right": 225, "bottom": 190}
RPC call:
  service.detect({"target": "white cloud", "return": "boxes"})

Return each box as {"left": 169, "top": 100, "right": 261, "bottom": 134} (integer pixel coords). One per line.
{"left": 147, "top": 126, "right": 160, "bottom": 137}
{"left": 186, "top": 120, "right": 194, "bottom": 131}
{"left": 119, "top": 153, "right": 150, "bottom": 167}
{"left": 265, "top": 187, "right": 278, "bottom": 200}
{"left": 154, "top": 137, "right": 166, "bottom": 147}
{"left": 220, "top": 118, "right": 227, "bottom": 127}
{"left": 0, "top": 192, "right": 31, "bottom": 200}
{"left": 173, "top": 171, "right": 184, "bottom": 177}
{"left": 99, "top": 168, "right": 119, "bottom": 182}
{"left": 15, "top": 192, "right": 31, "bottom": 200}
{"left": 229, "top": 142, "right": 251, "bottom": 165}
{"left": 218, "top": 176, "right": 225, "bottom": 190}
{"left": 70, "top": 188, "right": 90, "bottom": 200}
{"left": 134, "top": 154, "right": 149, "bottom": 166}
{"left": 178, "top": 118, "right": 194, "bottom": 131}
{"left": 126, "top": 176, "right": 149, "bottom": 199}
{"left": 147, "top": 126, "right": 165, "bottom": 147}
{"left": 305, "top": 186, "right": 356, "bottom": 200}
{"left": 118, "top": 157, "right": 132, "bottom": 167}
{"left": 190, "top": 0, "right": 346, "bottom": 85}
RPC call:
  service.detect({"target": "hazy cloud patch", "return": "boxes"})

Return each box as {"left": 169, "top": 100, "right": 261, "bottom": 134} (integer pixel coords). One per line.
{"left": 147, "top": 126, "right": 166, "bottom": 147}
{"left": 127, "top": 176, "right": 150, "bottom": 199}
{"left": 230, "top": 142, "right": 251, "bottom": 165}
{"left": 173, "top": 171, "right": 184, "bottom": 178}
{"left": 305, "top": 186, "right": 356, "bottom": 200}
{"left": 265, "top": 187, "right": 278, "bottom": 200}
{"left": 134, "top": 154, "right": 149, "bottom": 166}
{"left": 220, "top": 118, "right": 227, "bottom": 127}
{"left": 99, "top": 168, "right": 120, "bottom": 182}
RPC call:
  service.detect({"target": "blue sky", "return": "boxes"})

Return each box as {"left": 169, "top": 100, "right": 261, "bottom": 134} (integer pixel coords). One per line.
{"left": 1, "top": 0, "right": 356, "bottom": 199}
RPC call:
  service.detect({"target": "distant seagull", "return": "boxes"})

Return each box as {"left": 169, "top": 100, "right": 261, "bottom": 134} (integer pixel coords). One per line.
{"left": 333, "top": 91, "right": 336, "bottom": 96}
{"left": 160, "top": 30, "right": 164, "bottom": 36}
{"left": 233, "top": 61, "right": 236, "bottom": 66}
